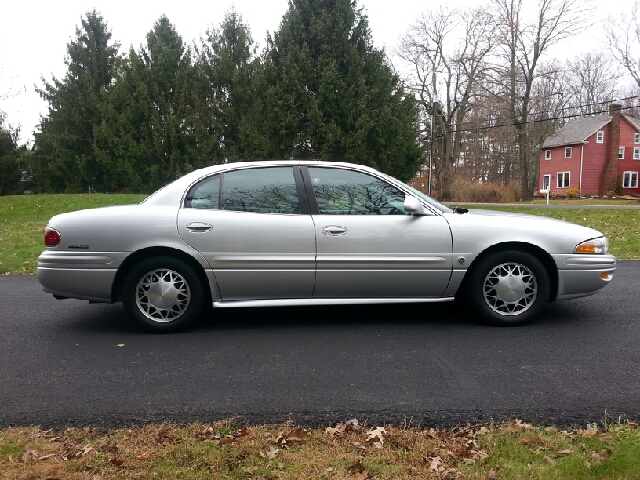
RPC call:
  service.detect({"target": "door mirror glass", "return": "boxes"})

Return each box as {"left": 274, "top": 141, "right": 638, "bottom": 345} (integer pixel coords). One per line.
{"left": 404, "top": 195, "right": 426, "bottom": 215}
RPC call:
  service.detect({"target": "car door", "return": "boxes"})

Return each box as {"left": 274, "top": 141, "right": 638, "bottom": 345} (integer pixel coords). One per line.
{"left": 177, "top": 165, "right": 316, "bottom": 300}
{"left": 304, "top": 166, "right": 453, "bottom": 298}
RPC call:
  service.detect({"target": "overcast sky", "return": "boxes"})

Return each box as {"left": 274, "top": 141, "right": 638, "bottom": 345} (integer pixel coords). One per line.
{"left": 0, "top": 0, "right": 633, "bottom": 143}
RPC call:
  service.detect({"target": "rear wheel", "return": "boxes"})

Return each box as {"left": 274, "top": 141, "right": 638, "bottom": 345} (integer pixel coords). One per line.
{"left": 122, "top": 256, "right": 204, "bottom": 333}
{"left": 465, "top": 251, "right": 551, "bottom": 326}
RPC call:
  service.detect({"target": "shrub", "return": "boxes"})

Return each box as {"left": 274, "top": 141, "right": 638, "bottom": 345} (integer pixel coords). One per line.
{"left": 566, "top": 187, "right": 580, "bottom": 198}
{"left": 452, "top": 179, "right": 520, "bottom": 203}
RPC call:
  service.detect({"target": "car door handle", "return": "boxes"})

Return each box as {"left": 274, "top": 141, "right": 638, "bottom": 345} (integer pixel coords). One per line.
{"left": 322, "top": 225, "right": 348, "bottom": 236}
{"left": 186, "top": 222, "right": 212, "bottom": 233}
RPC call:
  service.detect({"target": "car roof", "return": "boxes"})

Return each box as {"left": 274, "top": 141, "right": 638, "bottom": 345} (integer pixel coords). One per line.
{"left": 142, "top": 161, "right": 384, "bottom": 206}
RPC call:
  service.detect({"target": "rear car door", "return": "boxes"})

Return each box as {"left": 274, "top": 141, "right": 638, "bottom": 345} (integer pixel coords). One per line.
{"left": 304, "top": 166, "right": 453, "bottom": 298}
{"left": 177, "top": 165, "right": 316, "bottom": 300}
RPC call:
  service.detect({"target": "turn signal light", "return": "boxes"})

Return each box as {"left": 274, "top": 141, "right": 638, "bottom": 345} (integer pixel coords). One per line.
{"left": 44, "top": 227, "right": 61, "bottom": 247}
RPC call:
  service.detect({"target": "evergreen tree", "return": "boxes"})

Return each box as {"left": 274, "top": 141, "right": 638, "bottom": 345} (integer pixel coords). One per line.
{"left": 35, "top": 10, "right": 120, "bottom": 192}
{"left": 243, "top": 0, "right": 422, "bottom": 180}
{"left": 97, "top": 16, "right": 202, "bottom": 192}
{"left": 196, "top": 9, "right": 257, "bottom": 161}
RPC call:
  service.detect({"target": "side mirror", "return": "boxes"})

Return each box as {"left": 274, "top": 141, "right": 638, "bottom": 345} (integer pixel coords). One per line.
{"left": 404, "top": 195, "right": 427, "bottom": 215}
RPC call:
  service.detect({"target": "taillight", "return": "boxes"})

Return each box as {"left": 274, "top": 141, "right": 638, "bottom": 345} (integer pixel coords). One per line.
{"left": 44, "top": 227, "right": 61, "bottom": 247}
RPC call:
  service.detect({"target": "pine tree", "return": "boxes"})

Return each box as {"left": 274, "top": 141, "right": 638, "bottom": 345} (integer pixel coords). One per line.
{"left": 242, "top": 0, "right": 422, "bottom": 180}
{"left": 97, "top": 16, "right": 201, "bottom": 192}
{"left": 196, "top": 9, "right": 257, "bottom": 162}
{"left": 35, "top": 10, "right": 120, "bottom": 192}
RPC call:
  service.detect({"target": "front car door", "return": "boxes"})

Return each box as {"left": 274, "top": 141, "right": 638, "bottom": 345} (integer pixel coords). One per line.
{"left": 304, "top": 166, "right": 453, "bottom": 298}
{"left": 177, "top": 165, "right": 316, "bottom": 300}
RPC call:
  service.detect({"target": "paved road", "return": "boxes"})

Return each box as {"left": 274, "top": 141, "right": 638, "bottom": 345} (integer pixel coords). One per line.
{"left": 1, "top": 263, "right": 639, "bottom": 429}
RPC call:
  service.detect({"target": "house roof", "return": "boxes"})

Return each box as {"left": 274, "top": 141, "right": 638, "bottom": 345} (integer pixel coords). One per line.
{"left": 542, "top": 113, "right": 640, "bottom": 149}
{"left": 542, "top": 115, "right": 611, "bottom": 148}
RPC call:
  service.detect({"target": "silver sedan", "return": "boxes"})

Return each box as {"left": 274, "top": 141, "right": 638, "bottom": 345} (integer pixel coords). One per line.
{"left": 37, "top": 161, "right": 616, "bottom": 332}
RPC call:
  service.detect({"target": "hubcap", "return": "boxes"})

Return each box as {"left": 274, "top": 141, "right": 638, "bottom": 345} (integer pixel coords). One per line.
{"left": 135, "top": 268, "right": 191, "bottom": 322}
{"left": 483, "top": 262, "right": 537, "bottom": 316}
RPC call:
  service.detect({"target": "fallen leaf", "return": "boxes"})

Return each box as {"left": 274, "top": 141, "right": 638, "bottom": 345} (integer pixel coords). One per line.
{"left": 427, "top": 455, "right": 443, "bottom": 472}
{"left": 487, "top": 466, "right": 500, "bottom": 479}
{"left": 543, "top": 456, "right": 557, "bottom": 465}
{"left": 219, "top": 435, "right": 236, "bottom": 445}
{"left": 599, "top": 432, "right": 614, "bottom": 443}
{"left": 351, "top": 442, "right": 366, "bottom": 451}
{"left": 116, "top": 344, "right": 124, "bottom": 347}
{"left": 558, "top": 449, "right": 573, "bottom": 455}
{"left": 285, "top": 427, "right": 308, "bottom": 442}
{"left": 347, "top": 460, "right": 366, "bottom": 474}
{"left": 109, "top": 458, "right": 125, "bottom": 466}
{"left": 21, "top": 450, "right": 38, "bottom": 462}
{"left": 576, "top": 429, "right": 598, "bottom": 437}
{"left": 260, "top": 447, "right": 279, "bottom": 460}
{"left": 135, "top": 453, "right": 150, "bottom": 460}
{"left": 38, "top": 454, "right": 56, "bottom": 461}
{"left": 354, "top": 471, "right": 369, "bottom": 480}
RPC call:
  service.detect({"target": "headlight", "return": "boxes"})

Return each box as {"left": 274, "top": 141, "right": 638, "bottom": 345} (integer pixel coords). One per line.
{"left": 574, "top": 236, "right": 609, "bottom": 254}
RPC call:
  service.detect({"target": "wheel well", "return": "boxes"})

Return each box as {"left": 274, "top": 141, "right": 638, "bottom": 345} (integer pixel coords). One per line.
{"left": 458, "top": 242, "right": 559, "bottom": 301}
{"left": 111, "top": 247, "right": 212, "bottom": 303}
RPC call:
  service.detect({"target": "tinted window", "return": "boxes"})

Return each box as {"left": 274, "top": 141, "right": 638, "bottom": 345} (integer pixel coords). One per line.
{"left": 221, "top": 167, "right": 300, "bottom": 214}
{"left": 308, "top": 167, "right": 406, "bottom": 215}
{"left": 185, "top": 175, "right": 220, "bottom": 209}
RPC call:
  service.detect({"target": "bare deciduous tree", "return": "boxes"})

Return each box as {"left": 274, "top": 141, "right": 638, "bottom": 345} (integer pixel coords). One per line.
{"left": 563, "top": 53, "right": 621, "bottom": 114}
{"left": 491, "top": 0, "right": 591, "bottom": 200}
{"left": 607, "top": 2, "right": 640, "bottom": 88}
{"left": 397, "top": 6, "right": 495, "bottom": 198}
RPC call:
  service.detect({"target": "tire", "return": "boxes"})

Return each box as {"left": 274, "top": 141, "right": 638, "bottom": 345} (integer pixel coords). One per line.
{"left": 122, "top": 256, "right": 205, "bottom": 333}
{"left": 465, "top": 251, "right": 551, "bottom": 326}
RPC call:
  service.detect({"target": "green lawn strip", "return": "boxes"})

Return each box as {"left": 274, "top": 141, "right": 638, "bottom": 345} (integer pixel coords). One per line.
{"left": 0, "top": 195, "right": 638, "bottom": 275}
{"left": 0, "top": 194, "right": 145, "bottom": 275}
{"left": 0, "top": 422, "right": 638, "bottom": 479}
{"left": 470, "top": 206, "right": 640, "bottom": 260}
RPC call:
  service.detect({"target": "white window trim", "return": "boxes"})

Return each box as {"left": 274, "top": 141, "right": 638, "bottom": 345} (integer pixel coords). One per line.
{"left": 597, "top": 131, "right": 604, "bottom": 143}
{"left": 557, "top": 171, "right": 570, "bottom": 188}
{"left": 635, "top": 147, "right": 640, "bottom": 160}
{"left": 565, "top": 147, "right": 572, "bottom": 158}
{"left": 635, "top": 133, "right": 640, "bottom": 144}
{"left": 623, "top": 171, "right": 639, "bottom": 188}
{"left": 545, "top": 150, "right": 551, "bottom": 160}
{"left": 619, "top": 146, "right": 625, "bottom": 159}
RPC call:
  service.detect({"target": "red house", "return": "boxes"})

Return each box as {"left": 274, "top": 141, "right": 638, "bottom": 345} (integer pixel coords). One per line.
{"left": 538, "top": 104, "right": 640, "bottom": 196}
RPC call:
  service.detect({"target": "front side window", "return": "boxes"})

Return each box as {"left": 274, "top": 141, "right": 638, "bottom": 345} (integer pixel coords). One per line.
{"left": 308, "top": 167, "right": 406, "bottom": 215}
{"left": 597, "top": 131, "right": 604, "bottom": 143}
{"left": 634, "top": 147, "right": 640, "bottom": 160}
{"left": 557, "top": 172, "right": 570, "bottom": 188}
{"left": 565, "top": 147, "right": 572, "bottom": 158}
{"left": 542, "top": 175, "right": 550, "bottom": 191}
{"left": 545, "top": 150, "right": 551, "bottom": 160}
{"left": 619, "top": 147, "right": 625, "bottom": 159}
{"left": 623, "top": 171, "right": 639, "bottom": 188}
{"left": 635, "top": 133, "right": 640, "bottom": 144}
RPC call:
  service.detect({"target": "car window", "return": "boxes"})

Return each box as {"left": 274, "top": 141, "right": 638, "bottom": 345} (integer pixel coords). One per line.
{"left": 308, "top": 167, "right": 406, "bottom": 215}
{"left": 185, "top": 175, "right": 220, "bottom": 209}
{"left": 221, "top": 167, "right": 301, "bottom": 214}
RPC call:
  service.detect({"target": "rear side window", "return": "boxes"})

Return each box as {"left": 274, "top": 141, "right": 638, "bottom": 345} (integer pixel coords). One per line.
{"left": 222, "top": 167, "right": 300, "bottom": 214}
{"left": 185, "top": 175, "right": 220, "bottom": 209}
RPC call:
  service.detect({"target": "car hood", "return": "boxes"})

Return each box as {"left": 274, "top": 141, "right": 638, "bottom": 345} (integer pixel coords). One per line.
{"left": 444, "top": 208, "right": 606, "bottom": 255}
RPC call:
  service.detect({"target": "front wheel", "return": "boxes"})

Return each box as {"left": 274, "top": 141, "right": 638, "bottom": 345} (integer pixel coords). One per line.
{"left": 465, "top": 251, "right": 551, "bottom": 326}
{"left": 122, "top": 256, "right": 205, "bottom": 333}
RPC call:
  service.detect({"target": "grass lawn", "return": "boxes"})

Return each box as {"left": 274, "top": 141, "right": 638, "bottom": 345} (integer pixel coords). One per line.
{"left": 1, "top": 420, "right": 638, "bottom": 479}
{"left": 0, "top": 194, "right": 145, "bottom": 275}
{"left": 1, "top": 194, "right": 638, "bottom": 275}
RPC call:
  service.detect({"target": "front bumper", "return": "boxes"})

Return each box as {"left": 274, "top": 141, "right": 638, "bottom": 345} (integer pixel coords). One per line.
{"left": 37, "top": 250, "right": 125, "bottom": 303}
{"left": 553, "top": 253, "right": 616, "bottom": 300}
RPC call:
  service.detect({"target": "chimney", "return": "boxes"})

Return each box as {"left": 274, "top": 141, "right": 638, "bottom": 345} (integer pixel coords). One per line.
{"left": 602, "top": 103, "right": 622, "bottom": 195}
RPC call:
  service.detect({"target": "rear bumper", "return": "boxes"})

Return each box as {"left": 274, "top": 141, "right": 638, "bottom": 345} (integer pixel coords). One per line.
{"left": 37, "top": 250, "right": 123, "bottom": 303}
{"left": 553, "top": 254, "right": 616, "bottom": 300}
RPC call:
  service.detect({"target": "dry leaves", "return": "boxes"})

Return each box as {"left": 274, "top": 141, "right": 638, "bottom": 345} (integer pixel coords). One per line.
{"left": 276, "top": 427, "right": 309, "bottom": 448}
